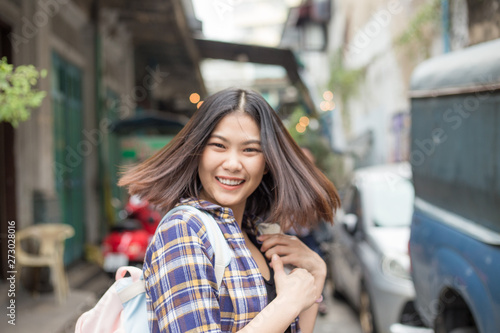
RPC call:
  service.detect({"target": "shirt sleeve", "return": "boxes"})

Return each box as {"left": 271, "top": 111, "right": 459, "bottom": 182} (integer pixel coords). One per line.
{"left": 144, "top": 212, "right": 222, "bottom": 333}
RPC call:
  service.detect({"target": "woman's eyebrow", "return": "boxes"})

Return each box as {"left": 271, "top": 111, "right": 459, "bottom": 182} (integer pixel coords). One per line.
{"left": 210, "top": 134, "right": 261, "bottom": 145}
{"left": 242, "top": 139, "right": 262, "bottom": 145}
{"left": 210, "top": 134, "right": 228, "bottom": 142}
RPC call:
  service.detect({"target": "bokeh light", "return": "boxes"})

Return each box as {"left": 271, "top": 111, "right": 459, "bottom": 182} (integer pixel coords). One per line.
{"left": 309, "top": 118, "right": 319, "bottom": 130}
{"left": 197, "top": 101, "right": 204, "bottom": 109}
{"left": 296, "top": 123, "right": 306, "bottom": 133}
{"left": 323, "top": 91, "right": 333, "bottom": 101}
{"left": 320, "top": 101, "right": 329, "bottom": 111}
{"left": 190, "top": 93, "right": 201, "bottom": 104}
{"left": 299, "top": 116, "right": 310, "bottom": 127}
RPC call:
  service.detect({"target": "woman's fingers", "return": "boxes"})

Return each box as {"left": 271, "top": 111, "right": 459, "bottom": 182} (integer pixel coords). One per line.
{"left": 271, "top": 253, "right": 284, "bottom": 276}
{"left": 261, "top": 233, "right": 328, "bottom": 295}
{"left": 262, "top": 245, "right": 293, "bottom": 260}
{"left": 268, "top": 253, "right": 295, "bottom": 268}
{"left": 260, "top": 234, "right": 313, "bottom": 267}
{"left": 258, "top": 234, "right": 300, "bottom": 252}
{"left": 273, "top": 262, "right": 319, "bottom": 311}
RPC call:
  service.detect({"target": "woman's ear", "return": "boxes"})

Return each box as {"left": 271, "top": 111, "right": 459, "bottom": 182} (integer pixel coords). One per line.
{"left": 264, "top": 165, "right": 269, "bottom": 175}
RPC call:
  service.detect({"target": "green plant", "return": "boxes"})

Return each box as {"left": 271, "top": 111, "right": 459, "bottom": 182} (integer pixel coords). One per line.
{"left": 394, "top": 0, "right": 441, "bottom": 56}
{"left": 327, "top": 49, "right": 365, "bottom": 130}
{"left": 0, "top": 57, "right": 47, "bottom": 127}
{"left": 287, "top": 107, "right": 345, "bottom": 186}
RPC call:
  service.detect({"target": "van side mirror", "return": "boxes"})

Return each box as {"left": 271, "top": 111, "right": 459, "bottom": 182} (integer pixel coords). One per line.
{"left": 341, "top": 213, "right": 358, "bottom": 234}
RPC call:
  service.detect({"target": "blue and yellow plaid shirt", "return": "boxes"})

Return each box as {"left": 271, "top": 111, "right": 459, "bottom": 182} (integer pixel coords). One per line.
{"left": 143, "top": 198, "right": 299, "bottom": 332}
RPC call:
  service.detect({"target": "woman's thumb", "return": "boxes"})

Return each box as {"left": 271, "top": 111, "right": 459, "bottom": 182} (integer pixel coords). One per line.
{"left": 272, "top": 254, "right": 284, "bottom": 277}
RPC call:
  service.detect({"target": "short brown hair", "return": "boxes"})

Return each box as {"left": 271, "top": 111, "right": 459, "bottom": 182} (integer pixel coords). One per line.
{"left": 119, "top": 88, "right": 340, "bottom": 228}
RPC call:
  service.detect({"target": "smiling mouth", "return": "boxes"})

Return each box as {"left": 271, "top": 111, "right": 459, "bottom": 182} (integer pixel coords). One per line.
{"left": 216, "top": 177, "right": 245, "bottom": 186}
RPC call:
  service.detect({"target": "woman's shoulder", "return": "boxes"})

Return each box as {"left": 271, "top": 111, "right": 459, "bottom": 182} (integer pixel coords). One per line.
{"left": 154, "top": 198, "right": 221, "bottom": 235}
{"left": 158, "top": 203, "right": 205, "bottom": 233}
{"left": 146, "top": 202, "right": 212, "bottom": 258}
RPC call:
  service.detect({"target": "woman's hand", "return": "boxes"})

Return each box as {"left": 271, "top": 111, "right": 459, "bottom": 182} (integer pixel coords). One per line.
{"left": 258, "top": 234, "right": 327, "bottom": 293}
{"left": 272, "top": 254, "right": 318, "bottom": 314}
{"left": 238, "top": 254, "right": 318, "bottom": 333}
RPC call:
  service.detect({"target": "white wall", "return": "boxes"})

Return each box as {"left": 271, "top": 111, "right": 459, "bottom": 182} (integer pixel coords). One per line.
{"left": 300, "top": 0, "right": 424, "bottom": 167}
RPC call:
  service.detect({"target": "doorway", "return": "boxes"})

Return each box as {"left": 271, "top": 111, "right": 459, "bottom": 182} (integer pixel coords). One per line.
{"left": 51, "top": 51, "right": 85, "bottom": 264}
{"left": 0, "top": 20, "right": 15, "bottom": 280}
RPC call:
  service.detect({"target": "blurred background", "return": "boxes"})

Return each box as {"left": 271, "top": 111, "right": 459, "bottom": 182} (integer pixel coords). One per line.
{"left": 1, "top": 1, "right": 499, "bottom": 332}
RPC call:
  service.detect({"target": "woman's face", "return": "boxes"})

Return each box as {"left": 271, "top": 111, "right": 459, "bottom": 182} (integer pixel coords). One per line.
{"left": 198, "top": 112, "right": 266, "bottom": 220}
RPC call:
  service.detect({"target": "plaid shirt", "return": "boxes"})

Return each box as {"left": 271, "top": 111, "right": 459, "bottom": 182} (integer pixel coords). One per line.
{"left": 143, "top": 198, "right": 299, "bottom": 332}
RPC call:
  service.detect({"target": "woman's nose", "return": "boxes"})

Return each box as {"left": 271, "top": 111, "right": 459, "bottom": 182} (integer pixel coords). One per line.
{"left": 222, "top": 153, "right": 243, "bottom": 172}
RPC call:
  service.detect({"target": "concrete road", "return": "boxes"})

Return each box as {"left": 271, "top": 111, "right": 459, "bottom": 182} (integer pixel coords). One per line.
{"left": 2, "top": 261, "right": 363, "bottom": 333}
{"left": 314, "top": 282, "right": 363, "bottom": 333}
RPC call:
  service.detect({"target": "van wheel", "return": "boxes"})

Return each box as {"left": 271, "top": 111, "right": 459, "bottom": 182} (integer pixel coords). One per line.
{"left": 435, "top": 290, "right": 478, "bottom": 333}
{"left": 359, "top": 285, "right": 377, "bottom": 333}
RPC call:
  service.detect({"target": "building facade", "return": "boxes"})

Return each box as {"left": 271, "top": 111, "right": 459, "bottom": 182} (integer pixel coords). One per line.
{"left": 0, "top": 0, "right": 205, "bottom": 277}
{"left": 282, "top": 0, "right": 500, "bottom": 169}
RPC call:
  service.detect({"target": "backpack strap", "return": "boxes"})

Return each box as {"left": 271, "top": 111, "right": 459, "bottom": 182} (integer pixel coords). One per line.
{"left": 116, "top": 266, "right": 143, "bottom": 281}
{"left": 116, "top": 266, "right": 146, "bottom": 303}
{"left": 166, "top": 205, "right": 232, "bottom": 289}
{"left": 118, "top": 280, "right": 146, "bottom": 303}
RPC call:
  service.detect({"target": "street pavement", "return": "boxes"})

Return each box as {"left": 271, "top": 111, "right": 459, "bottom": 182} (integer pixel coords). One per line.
{"left": 2, "top": 261, "right": 113, "bottom": 333}
{"left": 314, "top": 282, "right": 362, "bottom": 333}
{"left": 2, "top": 262, "right": 363, "bottom": 333}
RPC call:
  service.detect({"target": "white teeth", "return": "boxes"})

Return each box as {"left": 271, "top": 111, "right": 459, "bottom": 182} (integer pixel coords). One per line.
{"left": 217, "top": 177, "right": 244, "bottom": 186}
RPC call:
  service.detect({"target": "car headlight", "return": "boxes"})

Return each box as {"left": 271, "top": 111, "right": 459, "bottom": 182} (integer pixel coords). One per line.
{"left": 381, "top": 254, "right": 411, "bottom": 280}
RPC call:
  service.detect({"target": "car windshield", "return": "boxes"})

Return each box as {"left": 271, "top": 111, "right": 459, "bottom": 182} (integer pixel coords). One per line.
{"left": 365, "top": 177, "right": 415, "bottom": 227}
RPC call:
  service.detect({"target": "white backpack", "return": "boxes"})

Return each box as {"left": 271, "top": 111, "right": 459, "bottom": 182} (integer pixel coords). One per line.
{"left": 75, "top": 205, "right": 232, "bottom": 333}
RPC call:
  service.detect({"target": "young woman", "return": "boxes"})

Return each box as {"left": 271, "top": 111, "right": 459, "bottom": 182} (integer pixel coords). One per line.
{"left": 119, "top": 88, "right": 340, "bottom": 332}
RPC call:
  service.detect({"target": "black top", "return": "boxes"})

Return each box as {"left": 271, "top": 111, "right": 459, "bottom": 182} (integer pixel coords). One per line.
{"left": 246, "top": 232, "right": 277, "bottom": 304}
{"left": 244, "top": 227, "right": 293, "bottom": 332}
{"left": 243, "top": 222, "right": 292, "bottom": 333}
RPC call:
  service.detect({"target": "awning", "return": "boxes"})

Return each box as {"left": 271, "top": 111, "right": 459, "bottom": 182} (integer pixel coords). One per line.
{"left": 194, "top": 38, "right": 318, "bottom": 117}
{"left": 109, "top": 111, "right": 189, "bottom": 135}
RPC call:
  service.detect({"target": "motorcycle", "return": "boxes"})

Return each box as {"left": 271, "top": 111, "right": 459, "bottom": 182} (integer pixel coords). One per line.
{"left": 102, "top": 195, "right": 162, "bottom": 274}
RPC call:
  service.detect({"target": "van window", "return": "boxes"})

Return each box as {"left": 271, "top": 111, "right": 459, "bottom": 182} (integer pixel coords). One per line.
{"left": 365, "top": 178, "right": 414, "bottom": 228}
{"left": 411, "top": 93, "right": 500, "bottom": 234}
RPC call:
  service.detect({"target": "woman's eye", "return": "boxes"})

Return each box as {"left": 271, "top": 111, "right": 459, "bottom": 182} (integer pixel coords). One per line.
{"left": 208, "top": 143, "right": 225, "bottom": 149}
{"left": 244, "top": 147, "right": 262, "bottom": 153}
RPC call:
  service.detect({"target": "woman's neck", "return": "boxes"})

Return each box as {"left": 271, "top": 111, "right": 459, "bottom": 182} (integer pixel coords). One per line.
{"left": 232, "top": 207, "right": 244, "bottom": 228}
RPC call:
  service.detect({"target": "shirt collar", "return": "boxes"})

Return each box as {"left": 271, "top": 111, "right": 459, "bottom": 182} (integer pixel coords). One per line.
{"left": 178, "top": 197, "right": 264, "bottom": 230}
{"left": 178, "top": 197, "right": 235, "bottom": 223}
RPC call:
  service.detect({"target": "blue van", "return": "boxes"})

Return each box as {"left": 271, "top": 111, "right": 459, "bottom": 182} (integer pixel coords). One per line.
{"left": 407, "top": 39, "right": 500, "bottom": 333}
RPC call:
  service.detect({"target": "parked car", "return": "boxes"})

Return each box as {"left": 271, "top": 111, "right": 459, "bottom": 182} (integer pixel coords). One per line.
{"left": 329, "top": 163, "right": 424, "bottom": 333}
{"left": 406, "top": 39, "right": 500, "bottom": 333}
